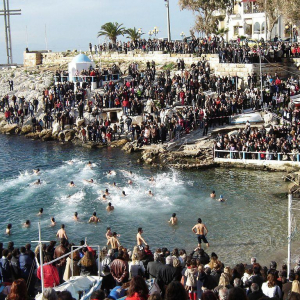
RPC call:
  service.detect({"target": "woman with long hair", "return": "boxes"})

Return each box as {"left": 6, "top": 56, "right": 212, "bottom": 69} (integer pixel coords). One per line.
{"left": 6, "top": 278, "right": 28, "bottom": 300}
{"left": 125, "top": 276, "right": 149, "bottom": 300}
{"left": 262, "top": 273, "right": 282, "bottom": 298}
{"left": 78, "top": 248, "right": 97, "bottom": 276}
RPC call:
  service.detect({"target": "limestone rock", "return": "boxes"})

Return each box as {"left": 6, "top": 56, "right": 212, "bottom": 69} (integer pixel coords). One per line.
{"left": 58, "top": 132, "right": 65, "bottom": 142}
{"left": 39, "top": 129, "right": 52, "bottom": 138}
{"left": 64, "top": 130, "right": 76, "bottom": 142}
{"left": 122, "top": 142, "right": 134, "bottom": 153}
{"left": 25, "top": 132, "right": 40, "bottom": 140}
{"left": 110, "top": 139, "right": 128, "bottom": 148}
{"left": 0, "top": 124, "right": 19, "bottom": 134}
{"left": 42, "top": 133, "right": 53, "bottom": 141}
{"left": 21, "top": 125, "right": 33, "bottom": 135}
{"left": 52, "top": 123, "right": 61, "bottom": 134}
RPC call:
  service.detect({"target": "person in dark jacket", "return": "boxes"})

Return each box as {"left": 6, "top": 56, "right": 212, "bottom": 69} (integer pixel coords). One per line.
{"left": 0, "top": 249, "right": 12, "bottom": 282}
{"left": 10, "top": 249, "right": 20, "bottom": 281}
{"left": 157, "top": 256, "right": 180, "bottom": 297}
{"left": 19, "top": 247, "right": 33, "bottom": 280}
{"left": 247, "top": 283, "right": 265, "bottom": 300}
{"left": 147, "top": 253, "right": 162, "bottom": 279}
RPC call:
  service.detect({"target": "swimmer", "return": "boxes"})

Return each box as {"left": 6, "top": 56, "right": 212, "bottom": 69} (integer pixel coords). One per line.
{"left": 67, "top": 160, "right": 74, "bottom": 165}
{"left": 106, "top": 227, "right": 113, "bottom": 240}
{"left": 106, "top": 202, "right": 115, "bottom": 212}
{"left": 37, "top": 208, "right": 44, "bottom": 216}
{"left": 149, "top": 176, "right": 155, "bottom": 182}
{"left": 105, "top": 189, "right": 110, "bottom": 195}
{"left": 56, "top": 224, "right": 68, "bottom": 239}
{"left": 69, "top": 181, "right": 76, "bottom": 187}
{"left": 33, "top": 168, "right": 40, "bottom": 175}
{"left": 6, "top": 224, "right": 12, "bottom": 235}
{"left": 101, "top": 195, "right": 107, "bottom": 201}
{"left": 84, "top": 178, "right": 94, "bottom": 183}
{"left": 148, "top": 190, "right": 154, "bottom": 197}
{"left": 128, "top": 180, "right": 133, "bottom": 185}
{"left": 88, "top": 212, "right": 101, "bottom": 223}
{"left": 107, "top": 170, "right": 116, "bottom": 176}
{"left": 23, "top": 220, "right": 31, "bottom": 228}
{"left": 50, "top": 217, "right": 56, "bottom": 227}
{"left": 122, "top": 191, "right": 127, "bottom": 197}
{"left": 73, "top": 212, "right": 79, "bottom": 221}
{"left": 218, "top": 195, "right": 226, "bottom": 202}
{"left": 168, "top": 213, "right": 178, "bottom": 225}
{"left": 210, "top": 190, "right": 216, "bottom": 198}
{"left": 87, "top": 161, "right": 92, "bottom": 168}
{"left": 34, "top": 179, "right": 41, "bottom": 185}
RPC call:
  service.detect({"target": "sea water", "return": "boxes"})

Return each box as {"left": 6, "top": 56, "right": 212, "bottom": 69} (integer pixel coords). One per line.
{"left": 0, "top": 134, "right": 296, "bottom": 266}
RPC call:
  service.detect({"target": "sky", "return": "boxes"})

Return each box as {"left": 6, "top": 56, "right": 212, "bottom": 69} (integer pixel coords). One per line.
{"left": 0, "top": 0, "right": 196, "bottom": 64}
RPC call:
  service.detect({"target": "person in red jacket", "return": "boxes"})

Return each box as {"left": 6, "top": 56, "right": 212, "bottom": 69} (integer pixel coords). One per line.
{"left": 37, "top": 255, "right": 60, "bottom": 288}
{"left": 125, "top": 276, "right": 149, "bottom": 300}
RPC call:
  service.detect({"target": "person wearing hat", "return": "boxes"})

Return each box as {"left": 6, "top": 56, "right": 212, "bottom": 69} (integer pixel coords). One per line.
{"left": 218, "top": 195, "right": 225, "bottom": 202}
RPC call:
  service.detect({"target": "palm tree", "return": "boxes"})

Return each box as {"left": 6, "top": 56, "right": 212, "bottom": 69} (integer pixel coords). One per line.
{"left": 125, "top": 27, "right": 144, "bottom": 41}
{"left": 97, "top": 22, "right": 125, "bottom": 44}
{"left": 214, "top": 27, "right": 229, "bottom": 37}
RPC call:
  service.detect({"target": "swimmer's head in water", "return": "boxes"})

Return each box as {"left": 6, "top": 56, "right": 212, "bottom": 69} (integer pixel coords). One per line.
{"left": 74, "top": 212, "right": 78, "bottom": 217}
{"left": 105, "top": 189, "right": 108, "bottom": 193}
{"left": 61, "top": 224, "right": 65, "bottom": 229}
{"left": 37, "top": 179, "right": 41, "bottom": 183}
{"left": 198, "top": 218, "right": 202, "bottom": 223}
{"left": 103, "top": 195, "right": 106, "bottom": 198}
{"left": 7, "top": 224, "right": 12, "bottom": 229}
{"left": 40, "top": 208, "right": 43, "bottom": 213}
{"left": 108, "top": 202, "right": 111, "bottom": 206}
{"left": 88, "top": 161, "right": 91, "bottom": 164}
{"left": 93, "top": 212, "right": 97, "bottom": 216}
{"left": 51, "top": 217, "right": 55, "bottom": 222}
{"left": 107, "top": 227, "right": 111, "bottom": 231}
{"left": 90, "top": 179, "right": 93, "bottom": 183}
{"left": 212, "top": 190, "right": 215, "bottom": 194}
{"left": 113, "top": 232, "right": 117, "bottom": 236}
{"left": 70, "top": 181, "right": 74, "bottom": 185}
{"left": 25, "top": 220, "right": 30, "bottom": 225}
{"left": 172, "top": 213, "right": 176, "bottom": 217}
{"left": 37, "top": 168, "right": 40, "bottom": 172}
{"left": 122, "top": 191, "right": 126, "bottom": 195}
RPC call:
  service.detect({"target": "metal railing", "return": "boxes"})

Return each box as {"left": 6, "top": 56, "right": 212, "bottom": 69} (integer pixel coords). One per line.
{"left": 214, "top": 149, "right": 300, "bottom": 163}
{"left": 54, "top": 74, "right": 120, "bottom": 83}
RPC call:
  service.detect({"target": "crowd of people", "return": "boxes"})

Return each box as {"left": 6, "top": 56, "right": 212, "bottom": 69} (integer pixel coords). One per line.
{"left": 90, "top": 37, "right": 299, "bottom": 64}
{"left": 1, "top": 233, "right": 300, "bottom": 300}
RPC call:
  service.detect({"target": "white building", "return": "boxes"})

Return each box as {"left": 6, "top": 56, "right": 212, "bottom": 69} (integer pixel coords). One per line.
{"left": 219, "top": 0, "right": 287, "bottom": 42}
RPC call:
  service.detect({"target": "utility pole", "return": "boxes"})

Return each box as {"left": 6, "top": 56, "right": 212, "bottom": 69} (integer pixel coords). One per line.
{"left": 0, "top": 0, "right": 21, "bottom": 64}
{"left": 165, "top": 0, "right": 171, "bottom": 42}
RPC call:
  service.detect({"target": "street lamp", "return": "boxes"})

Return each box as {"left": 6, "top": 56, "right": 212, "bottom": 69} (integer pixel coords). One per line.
{"left": 138, "top": 28, "right": 142, "bottom": 39}
{"left": 180, "top": 31, "right": 185, "bottom": 40}
{"left": 153, "top": 27, "right": 159, "bottom": 37}
{"left": 148, "top": 30, "right": 153, "bottom": 39}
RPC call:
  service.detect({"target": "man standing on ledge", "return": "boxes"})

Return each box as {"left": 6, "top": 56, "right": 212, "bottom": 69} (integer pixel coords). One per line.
{"left": 136, "top": 227, "right": 147, "bottom": 250}
{"left": 192, "top": 218, "right": 209, "bottom": 249}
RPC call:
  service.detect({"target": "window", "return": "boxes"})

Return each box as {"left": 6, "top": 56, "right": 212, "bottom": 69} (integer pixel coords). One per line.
{"left": 261, "top": 22, "right": 265, "bottom": 34}
{"left": 234, "top": 26, "right": 239, "bottom": 36}
{"left": 254, "top": 22, "right": 261, "bottom": 34}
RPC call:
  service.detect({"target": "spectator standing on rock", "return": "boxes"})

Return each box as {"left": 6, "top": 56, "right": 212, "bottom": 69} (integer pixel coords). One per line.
{"left": 8, "top": 80, "right": 13, "bottom": 91}
{"left": 33, "top": 98, "right": 39, "bottom": 113}
{"left": 78, "top": 100, "right": 84, "bottom": 119}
